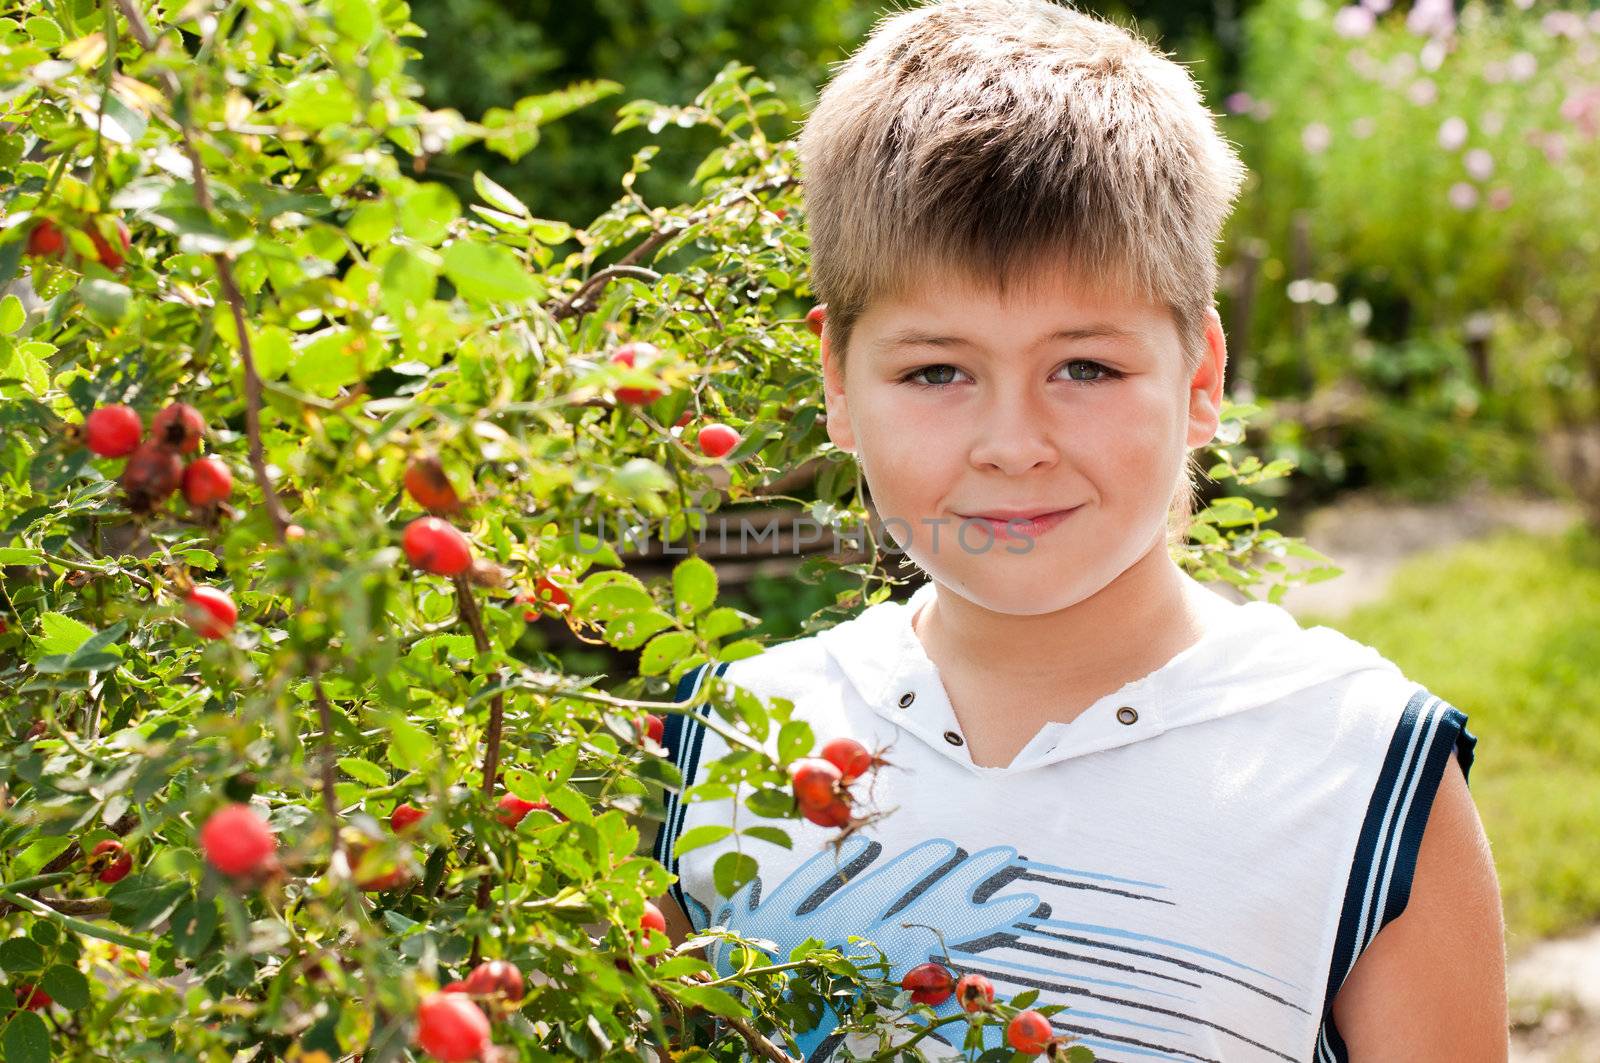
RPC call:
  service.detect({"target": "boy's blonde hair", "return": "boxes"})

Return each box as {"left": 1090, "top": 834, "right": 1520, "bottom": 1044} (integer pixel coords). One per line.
{"left": 797, "top": 0, "right": 1247, "bottom": 537}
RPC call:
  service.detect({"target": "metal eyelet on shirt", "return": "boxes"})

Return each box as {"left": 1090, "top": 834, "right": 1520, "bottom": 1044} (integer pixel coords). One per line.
{"left": 943, "top": 730, "right": 964, "bottom": 746}
{"left": 898, "top": 691, "right": 916, "bottom": 708}
{"left": 1116, "top": 706, "right": 1139, "bottom": 725}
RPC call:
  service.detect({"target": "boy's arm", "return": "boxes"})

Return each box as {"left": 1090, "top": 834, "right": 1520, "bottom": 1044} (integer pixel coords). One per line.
{"left": 1330, "top": 750, "right": 1509, "bottom": 1060}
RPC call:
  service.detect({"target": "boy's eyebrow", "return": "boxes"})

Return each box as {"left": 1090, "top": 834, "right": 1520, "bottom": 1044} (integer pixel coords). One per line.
{"left": 873, "top": 324, "right": 1141, "bottom": 355}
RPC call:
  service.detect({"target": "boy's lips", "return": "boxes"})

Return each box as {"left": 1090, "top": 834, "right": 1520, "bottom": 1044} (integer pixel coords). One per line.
{"left": 955, "top": 506, "right": 1078, "bottom": 522}
{"left": 953, "top": 506, "right": 1082, "bottom": 541}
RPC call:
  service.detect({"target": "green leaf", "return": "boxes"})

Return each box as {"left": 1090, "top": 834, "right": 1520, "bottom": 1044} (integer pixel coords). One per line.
{"left": 1, "top": 1009, "right": 49, "bottom": 1063}
{"left": 442, "top": 239, "right": 540, "bottom": 304}
{"left": 0, "top": 294, "right": 23, "bottom": 333}
{"left": 472, "top": 172, "right": 529, "bottom": 218}
{"left": 696, "top": 606, "right": 749, "bottom": 642}
{"left": 387, "top": 716, "right": 432, "bottom": 772}
{"left": 33, "top": 613, "right": 93, "bottom": 656}
{"left": 672, "top": 556, "right": 717, "bottom": 620}
{"left": 169, "top": 897, "right": 218, "bottom": 958}
{"left": 667, "top": 982, "right": 747, "bottom": 1019}
{"left": 672, "top": 824, "right": 732, "bottom": 856}
{"left": 289, "top": 328, "right": 367, "bottom": 398}
{"left": 0, "top": 547, "right": 43, "bottom": 564}
{"left": 399, "top": 183, "right": 460, "bottom": 247}
{"left": 0, "top": 937, "right": 45, "bottom": 974}
{"left": 639, "top": 630, "right": 694, "bottom": 677}
{"left": 38, "top": 964, "right": 89, "bottom": 1010}
{"left": 603, "top": 608, "right": 675, "bottom": 651}
{"left": 274, "top": 71, "right": 359, "bottom": 130}
{"left": 337, "top": 757, "right": 388, "bottom": 787}
{"left": 712, "top": 850, "right": 758, "bottom": 897}
{"left": 79, "top": 279, "right": 131, "bottom": 325}
{"left": 741, "top": 826, "right": 792, "bottom": 849}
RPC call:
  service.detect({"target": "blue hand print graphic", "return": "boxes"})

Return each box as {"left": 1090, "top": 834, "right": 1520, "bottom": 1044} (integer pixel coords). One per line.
{"left": 706, "top": 836, "right": 1043, "bottom": 1061}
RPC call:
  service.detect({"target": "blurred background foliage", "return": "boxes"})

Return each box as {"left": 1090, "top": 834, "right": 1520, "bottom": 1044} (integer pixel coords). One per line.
{"left": 405, "top": 0, "right": 1600, "bottom": 530}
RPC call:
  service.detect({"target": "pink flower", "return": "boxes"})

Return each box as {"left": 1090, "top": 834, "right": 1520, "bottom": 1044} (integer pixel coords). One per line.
{"left": 1225, "top": 91, "right": 1254, "bottom": 115}
{"left": 1560, "top": 85, "right": 1600, "bottom": 138}
{"left": 1447, "top": 182, "right": 1478, "bottom": 210}
{"left": 1334, "top": 6, "right": 1376, "bottom": 38}
{"left": 1488, "top": 186, "right": 1514, "bottom": 211}
{"left": 1464, "top": 148, "right": 1494, "bottom": 180}
{"left": 1541, "top": 12, "right": 1585, "bottom": 39}
{"left": 1407, "top": 0, "right": 1456, "bottom": 38}
{"left": 1302, "top": 122, "right": 1333, "bottom": 154}
{"left": 1362, "top": 0, "right": 1393, "bottom": 12}
{"left": 1437, "top": 116, "right": 1469, "bottom": 151}
{"left": 1507, "top": 52, "right": 1538, "bottom": 82}
{"left": 1407, "top": 78, "right": 1439, "bottom": 106}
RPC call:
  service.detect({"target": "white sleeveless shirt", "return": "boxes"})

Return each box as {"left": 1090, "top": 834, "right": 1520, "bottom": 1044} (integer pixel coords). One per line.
{"left": 653, "top": 577, "right": 1477, "bottom": 1062}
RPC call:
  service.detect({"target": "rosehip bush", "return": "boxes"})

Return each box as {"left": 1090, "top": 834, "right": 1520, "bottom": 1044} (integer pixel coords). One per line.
{"left": 0, "top": 3, "right": 1327, "bottom": 1061}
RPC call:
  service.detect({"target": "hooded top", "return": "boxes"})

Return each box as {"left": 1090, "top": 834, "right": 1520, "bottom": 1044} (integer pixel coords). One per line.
{"left": 653, "top": 576, "right": 1477, "bottom": 1063}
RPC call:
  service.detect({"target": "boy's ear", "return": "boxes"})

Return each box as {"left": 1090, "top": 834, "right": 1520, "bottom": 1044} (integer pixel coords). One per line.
{"left": 1185, "top": 306, "right": 1227, "bottom": 450}
{"left": 820, "top": 323, "right": 858, "bottom": 454}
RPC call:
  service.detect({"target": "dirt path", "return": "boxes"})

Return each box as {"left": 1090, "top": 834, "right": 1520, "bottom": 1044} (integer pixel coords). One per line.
{"left": 1262, "top": 486, "right": 1595, "bottom": 1060}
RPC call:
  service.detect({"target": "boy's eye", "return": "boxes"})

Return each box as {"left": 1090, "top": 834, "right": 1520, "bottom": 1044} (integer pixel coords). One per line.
{"left": 899, "top": 360, "right": 1118, "bottom": 388}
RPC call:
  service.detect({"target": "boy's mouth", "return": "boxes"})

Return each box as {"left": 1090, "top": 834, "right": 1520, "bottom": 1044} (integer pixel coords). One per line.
{"left": 953, "top": 506, "right": 1081, "bottom": 540}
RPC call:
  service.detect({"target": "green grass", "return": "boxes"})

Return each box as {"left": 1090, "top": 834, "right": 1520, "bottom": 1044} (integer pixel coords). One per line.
{"left": 1301, "top": 520, "right": 1600, "bottom": 956}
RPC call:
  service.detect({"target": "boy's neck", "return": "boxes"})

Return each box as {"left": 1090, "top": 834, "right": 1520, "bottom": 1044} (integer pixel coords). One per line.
{"left": 911, "top": 539, "right": 1214, "bottom": 757}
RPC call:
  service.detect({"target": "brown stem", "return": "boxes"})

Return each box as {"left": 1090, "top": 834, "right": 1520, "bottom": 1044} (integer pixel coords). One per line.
{"left": 548, "top": 174, "right": 794, "bottom": 323}
{"left": 649, "top": 985, "right": 799, "bottom": 1063}
{"left": 550, "top": 265, "right": 662, "bottom": 322}
{"left": 0, "top": 812, "right": 137, "bottom": 917}
{"left": 112, "top": 0, "right": 292, "bottom": 541}
{"left": 310, "top": 671, "right": 343, "bottom": 854}
{"left": 450, "top": 573, "right": 506, "bottom": 937}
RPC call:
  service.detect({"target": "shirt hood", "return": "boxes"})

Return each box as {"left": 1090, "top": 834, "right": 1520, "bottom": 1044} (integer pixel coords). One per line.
{"left": 815, "top": 576, "right": 1405, "bottom": 773}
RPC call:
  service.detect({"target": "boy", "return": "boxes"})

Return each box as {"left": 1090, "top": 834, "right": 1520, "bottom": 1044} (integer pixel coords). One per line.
{"left": 652, "top": 1, "right": 1508, "bottom": 1059}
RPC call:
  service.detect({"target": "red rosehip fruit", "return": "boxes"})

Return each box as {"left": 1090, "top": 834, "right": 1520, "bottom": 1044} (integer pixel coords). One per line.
{"left": 673, "top": 409, "right": 693, "bottom": 429}
{"left": 494, "top": 794, "right": 539, "bottom": 828}
{"left": 84, "top": 404, "right": 142, "bottom": 458}
{"left": 89, "top": 839, "right": 134, "bottom": 884}
{"left": 182, "top": 457, "right": 233, "bottom": 506}
{"left": 414, "top": 992, "right": 491, "bottom": 1062}
{"left": 200, "top": 803, "right": 277, "bottom": 877}
{"left": 901, "top": 962, "right": 955, "bottom": 1006}
{"left": 184, "top": 586, "right": 237, "bottom": 639}
{"left": 441, "top": 980, "right": 469, "bottom": 993}
{"left": 789, "top": 757, "right": 843, "bottom": 810}
{"left": 404, "top": 455, "right": 462, "bottom": 515}
{"left": 1006, "top": 1009, "right": 1055, "bottom": 1055}
{"left": 696, "top": 423, "right": 740, "bottom": 460}
{"left": 357, "top": 866, "right": 410, "bottom": 892}
{"left": 285, "top": 523, "right": 307, "bottom": 541}
{"left": 13, "top": 982, "right": 51, "bottom": 1011}
{"left": 121, "top": 440, "right": 184, "bottom": 514}
{"left": 636, "top": 713, "right": 664, "bottom": 746}
{"left": 26, "top": 220, "right": 66, "bottom": 258}
{"left": 390, "top": 803, "right": 426, "bottom": 833}
{"left": 819, "top": 737, "right": 873, "bottom": 782}
{"left": 403, "top": 517, "right": 472, "bottom": 576}
{"left": 89, "top": 219, "right": 131, "bottom": 270}
{"left": 954, "top": 973, "right": 994, "bottom": 1012}
{"left": 806, "top": 306, "right": 826, "bottom": 336}
{"left": 800, "top": 797, "right": 853, "bottom": 829}
{"left": 610, "top": 342, "right": 665, "bottom": 405}
{"left": 463, "top": 959, "right": 525, "bottom": 1002}
{"left": 150, "top": 402, "right": 205, "bottom": 453}
{"left": 640, "top": 900, "right": 667, "bottom": 936}
{"left": 534, "top": 573, "right": 569, "bottom": 610}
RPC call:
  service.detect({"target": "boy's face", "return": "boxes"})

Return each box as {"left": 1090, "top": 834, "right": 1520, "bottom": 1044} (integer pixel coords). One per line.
{"left": 820, "top": 267, "right": 1226, "bottom": 614}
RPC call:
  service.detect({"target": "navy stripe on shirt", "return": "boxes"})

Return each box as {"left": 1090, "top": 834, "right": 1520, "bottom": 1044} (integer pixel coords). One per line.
{"left": 653, "top": 660, "right": 731, "bottom": 929}
{"left": 1316, "top": 686, "right": 1478, "bottom": 1061}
